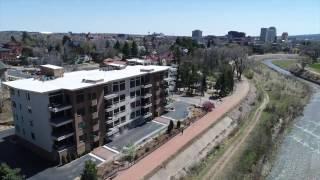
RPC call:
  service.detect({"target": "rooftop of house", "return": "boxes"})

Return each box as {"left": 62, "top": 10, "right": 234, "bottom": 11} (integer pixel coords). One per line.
{"left": 40, "top": 64, "right": 63, "bottom": 70}
{"left": 3, "top": 65, "right": 169, "bottom": 93}
{"left": 127, "top": 58, "right": 151, "bottom": 64}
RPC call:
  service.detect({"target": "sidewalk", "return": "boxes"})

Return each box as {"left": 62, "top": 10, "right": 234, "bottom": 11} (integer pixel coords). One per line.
{"left": 115, "top": 80, "right": 250, "bottom": 180}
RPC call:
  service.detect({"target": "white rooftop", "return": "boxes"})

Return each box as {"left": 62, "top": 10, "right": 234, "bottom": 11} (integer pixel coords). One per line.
{"left": 40, "top": 64, "right": 63, "bottom": 70}
{"left": 107, "top": 63, "right": 126, "bottom": 67}
{"left": 127, "top": 58, "right": 151, "bottom": 64}
{"left": 3, "top": 65, "right": 169, "bottom": 93}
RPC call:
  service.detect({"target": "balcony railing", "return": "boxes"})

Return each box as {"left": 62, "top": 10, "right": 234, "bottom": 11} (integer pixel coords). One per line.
{"left": 143, "top": 112, "right": 152, "bottom": 119}
{"left": 142, "top": 93, "right": 152, "bottom": 99}
{"left": 104, "top": 93, "right": 118, "bottom": 100}
{"left": 52, "top": 130, "right": 74, "bottom": 141}
{"left": 142, "top": 84, "right": 152, "bottom": 88}
{"left": 142, "top": 103, "right": 152, "bottom": 108}
{"left": 107, "top": 128, "right": 119, "bottom": 136}
{"left": 53, "top": 143, "right": 74, "bottom": 152}
{"left": 50, "top": 117, "right": 73, "bottom": 127}
{"left": 48, "top": 103, "right": 72, "bottom": 113}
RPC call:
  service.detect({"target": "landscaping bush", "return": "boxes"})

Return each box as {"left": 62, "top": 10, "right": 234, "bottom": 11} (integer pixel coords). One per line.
{"left": 244, "top": 70, "right": 254, "bottom": 79}
{"left": 202, "top": 101, "right": 215, "bottom": 112}
{"left": 176, "top": 120, "right": 181, "bottom": 129}
{"left": 167, "top": 120, "right": 174, "bottom": 134}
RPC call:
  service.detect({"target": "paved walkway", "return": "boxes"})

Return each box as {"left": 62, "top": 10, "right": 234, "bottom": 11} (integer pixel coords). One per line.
{"left": 150, "top": 117, "right": 234, "bottom": 180}
{"left": 115, "top": 80, "right": 250, "bottom": 180}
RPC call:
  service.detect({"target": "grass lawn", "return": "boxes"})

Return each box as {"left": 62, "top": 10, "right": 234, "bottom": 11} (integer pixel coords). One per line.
{"left": 308, "top": 63, "right": 320, "bottom": 73}
{"left": 272, "top": 60, "right": 297, "bottom": 70}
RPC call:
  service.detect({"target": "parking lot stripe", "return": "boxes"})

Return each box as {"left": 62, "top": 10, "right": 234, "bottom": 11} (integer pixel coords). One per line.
{"left": 89, "top": 153, "right": 105, "bottom": 163}
{"left": 152, "top": 120, "right": 167, "bottom": 126}
{"left": 103, "top": 145, "right": 120, "bottom": 154}
{"left": 160, "top": 115, "right": 177, "bottom": 121}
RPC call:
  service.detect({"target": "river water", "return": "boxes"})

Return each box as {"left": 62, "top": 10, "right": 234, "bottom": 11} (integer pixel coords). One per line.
{"left": 263, "top": 60, "right": 320, "bottom": 179}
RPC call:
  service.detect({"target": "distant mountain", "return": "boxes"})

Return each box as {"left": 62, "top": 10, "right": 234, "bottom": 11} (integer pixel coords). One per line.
{"left": 289, "top": 34, "right": 320, "bottom": 41}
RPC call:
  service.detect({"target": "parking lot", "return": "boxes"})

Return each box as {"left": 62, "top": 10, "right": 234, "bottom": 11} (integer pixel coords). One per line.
{"left": 162, "top": 101, "right": 192, "bottom": 121}
{"left": 106, "top": 121, "right": 166, "bottom": 152}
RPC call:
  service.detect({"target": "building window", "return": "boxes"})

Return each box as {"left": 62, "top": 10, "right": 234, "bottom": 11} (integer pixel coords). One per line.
{"left": 131, "top": 102, "right": 135, "bottom": 108}
{"left": 78, "top": 122, "right": 85, "bottom": 129}
{"left": 88, "top": 92, "right": 97, "bottom": 100}
{"left": 113, "top": 96, "right": 119, "bottom": 104}
{"left": 106, "top": 111, "right": 113, "bottom": 117}
{"left": 136, "top": 100, "right": 141, "bottom": 106}
{"left": 12, "top": 101, "right": 16, "bottom": 108}
{"left": 136, "top": 77, "right": 141, "bottom": 86}
{"left": 120, "top": 105, "right": 125, "bottom": 112}
{"left": 114, "top": 119, "right": 120, "bottom": 126}
{"left": 113, "top": 82, "right": 119, "bottom": 92}
{"left": 10, "top": 88, "right": 15, "bottom": 96}
{"left": 76, "top": 93, "right": 85, "bottom": 103}
{"left": 130, "top": 79, "right": 135, "bottom": 88}
{"left": 16, "top": 125, "right": 20, "bottom": 133}
{"left": 136, "top": 90, "right": 141, "bottom": 96}
{"left": 77, "top": 108, "right": 85, "bottom": 116}
{"left": 120, "top": 81, "right": 125, "bottom": 91}
{"left": 29, "top": 120, "right": 33, "bottom": 127}
{"left": 121, "top": 116, "right": 126, "bottom": 122}
{"left": 79, "top": 135, "right": 85, "bottom": 142}
{"left": 136, "top": 110, "right": 141, "bottom": 116}
{"left": 28, "top": 106, "right": 32, "bottom": 113}
{"left": 26, "top": 93, "right": 30, "bottom": 101}
{"left": 120, "top": 94, "right": 125, "bottom": 102}
{"left": 22, "top": 128, "right": 25, "bottom": 136}
{"left": 17, "top": 90, "right": 20, "bottom": 97}
{"left": 104, "top": 85, "right": 110, "bottom": 95}
{"left": 92, "top": 93, "right": 96, "bottom": 99}
{"left": 130, "top": 91, "right": 135, "bottom": 98}
{"left": 31, "top": 132, "right": 35, "bottom": 140}
{"left": 90, "top": 105, "right": 97, "bottom": 113}
{"left": 19, "top": 104, "right": 22, "bottom": 110}
{"left": 114, "top": 108, "right": 119, "bottom": 115}
{"left": 130, "top": 112, "right": 135, "bottom": 119}
{"left": 106, "top": 99, "right": 112, "bottom": 108}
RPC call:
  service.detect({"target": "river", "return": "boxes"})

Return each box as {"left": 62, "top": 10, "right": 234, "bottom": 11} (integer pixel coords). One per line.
{"left": 264, "top": 59, "right": 320, "bottom": 179}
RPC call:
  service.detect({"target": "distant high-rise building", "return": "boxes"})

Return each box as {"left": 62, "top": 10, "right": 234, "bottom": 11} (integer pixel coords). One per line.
{"left": 192, "top": 30, "right": 203, "bottom": 43}
{"left": 260, "top": 27, "right": 277, "bottom": 43}
{"left": 267, "top": 26, "right": 277, "bottom": 43}
{"left": 281, "top": 32, "right": 288, "bottom": 41}
{"left": 260, "top": 28, "right": 268, "bottom": 42}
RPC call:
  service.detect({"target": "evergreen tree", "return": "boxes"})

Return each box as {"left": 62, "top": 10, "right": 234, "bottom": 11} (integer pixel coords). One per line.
{"left": 105, "top": 40, "right": 110, "bottom": 48}
{"left": 62, "top": 35, "right": 71, "bottom": 45}
{"left": 200, "top": 74, "right": 207, "bottom": 96}
{"left": 131, "top": 41, "right": 139, "bottom": 57}
{"left": 122, "top": 42, "right": 131, "bottom": 58}
{"left": 113, "top": 40, "right": 121, "bottom": 50}
{"left": 10, "top": 36, "right": 17, "bottom": 42}
{"left": 215, "top": 65, "right": 234, "bottom": 97}
{"left": 0, "top": 163, "right": 23, "bottom": 180}
{"left": 167, "top": 120, "right": 174, "bottom": 134}
{"left": 176, "top": 120, "right": 181, "bottom": 129}
{"left": 81, "top": 160, "right": 97, "bottom": 180}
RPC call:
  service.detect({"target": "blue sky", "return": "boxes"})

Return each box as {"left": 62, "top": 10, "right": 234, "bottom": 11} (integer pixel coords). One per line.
{"left": 0, "top": 0, "right": 319, "bottom": 36}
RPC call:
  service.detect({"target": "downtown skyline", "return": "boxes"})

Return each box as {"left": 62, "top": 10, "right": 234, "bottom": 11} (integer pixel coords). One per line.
{"left": 0, "top": 0, "right": 319, "bottom": 36}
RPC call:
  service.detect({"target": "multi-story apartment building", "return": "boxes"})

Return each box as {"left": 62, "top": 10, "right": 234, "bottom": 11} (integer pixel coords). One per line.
{"left": 3, "top": 64, "right": 169, "bottom": 163}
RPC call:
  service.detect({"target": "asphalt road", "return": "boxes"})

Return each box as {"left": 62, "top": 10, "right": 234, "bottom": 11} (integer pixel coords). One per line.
{"left": 29, "top": 154, "right": 102, "bottom": 180}
{"left": 107, "top": 121, "right": 164, "bottom": 151}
